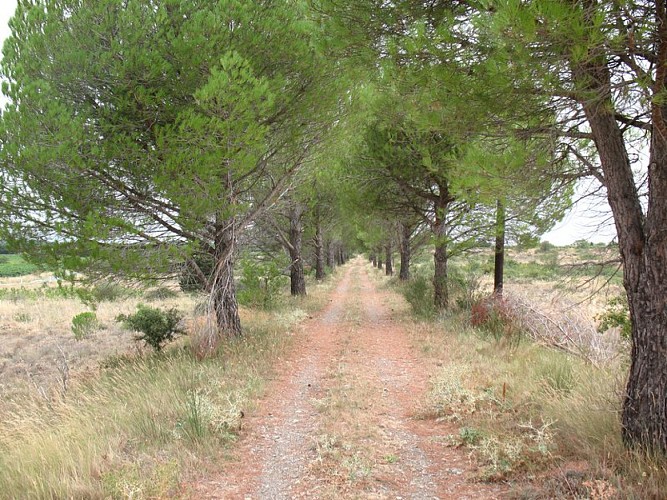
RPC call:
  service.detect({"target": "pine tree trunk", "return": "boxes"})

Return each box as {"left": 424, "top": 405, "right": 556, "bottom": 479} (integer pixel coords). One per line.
{"left": 494, "top": 199, "right": 506, "bottom": 296}
{"left": 326, "top": 240, "right": 335, "bottom": 269}
{"left": 574, "top": 34, "right": 667, "bottom": 452}
{"left": 619, "top": 117, "right": 667, "bottom": 451}
{"left": 433, "top": 190, "right": 450, "bottom": 310}
{"left": 288, "top": 205, "right": 306, "bottom": 296}
{"left": 385, "top": 240, "right": 393, "bottom": 276}
{"left": 211, "top": 223, "right": 242, "bottom": 339}
{"left": 377, "top": 250, "right": 383, "bottom": 271}
{"left": 337, "top": 245, "right": 345, "bottom": 266}
{"left": 399, "top": 222, "right": 410, "bottom": 281}
{"left": 433, "top": 220, "right": 448, "bottom": 310}
{"left": 314, "top": 212, "right": 325, "bottom": 281}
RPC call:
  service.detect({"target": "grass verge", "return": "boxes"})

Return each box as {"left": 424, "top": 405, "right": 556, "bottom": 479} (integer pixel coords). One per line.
{"left": 0, "top": 270, "right": 340, "bottom": 498}
{"left": 409, "top": 315, "right": 667, "bottom": 499}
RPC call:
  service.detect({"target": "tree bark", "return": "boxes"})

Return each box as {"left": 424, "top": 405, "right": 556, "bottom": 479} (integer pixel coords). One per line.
{"left": 573, "top": 18, "right": 667, "bottom": 452}
{"left": 288, "top": 205, "right": 306, "bottom": 296}
{"left": 336, "top": 244, "right": 344, "bottom": 266}
{"left": 399, "top": 222, "right": 410, "bottom": 281}
{"left": 493, "top": 199, "right": 506, "bottom": 296}
{"left": 211, "top": 222, "right": 242, "bottom": 339}
{"left": 385, "top": 239, "right": 393, "bottom": 276}
{"left": 433, "top": 187, "right": 451, "bottom": 310}
{"left": 433, "top": 218, "right": 448, "bottom": 310}
{"left": 326, "top": 240, "right": 335, "bottom": 269}
{"left": 377, "top": 248, "right": 383, "bottom": 271}
{"left": 314, "top": 206, "right": 325, "bottom": 281}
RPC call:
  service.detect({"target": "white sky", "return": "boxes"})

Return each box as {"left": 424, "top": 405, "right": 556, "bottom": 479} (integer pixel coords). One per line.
{"left": 0, "top": 0, "right": 617, "bottom": 246}
{"left": 0, "top": 2, "right": 15, "bottom": 44}
{"left": 0, "top": 0, "right": 17, "bottom": 110}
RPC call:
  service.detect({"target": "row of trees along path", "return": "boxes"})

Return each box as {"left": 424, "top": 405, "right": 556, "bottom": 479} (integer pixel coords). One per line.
{"left": 3, "top": 0, "right": 667, "bottom": 455}
{"left": 192, "top": 259, "right": 507, "bottom": 499}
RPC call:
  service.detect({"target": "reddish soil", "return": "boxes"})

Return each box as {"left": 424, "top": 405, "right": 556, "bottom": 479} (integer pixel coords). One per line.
{"left": 192, "top": 259, "right": 509, "bottom": 499}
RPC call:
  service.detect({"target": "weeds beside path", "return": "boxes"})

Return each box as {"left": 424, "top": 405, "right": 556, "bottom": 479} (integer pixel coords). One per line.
{"left": 192, "top": 258, "right": 507, "bottom": 499}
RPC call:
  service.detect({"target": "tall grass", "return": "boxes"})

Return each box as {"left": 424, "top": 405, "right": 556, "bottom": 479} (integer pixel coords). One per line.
{"left": 410, "top": 315, "right": 667, "bottom": 498}
{"left": 0, "top": 271, "right": 339, "bottom": 498}
{"left": 1, "top": 329, "right": 268, "bottom": 497}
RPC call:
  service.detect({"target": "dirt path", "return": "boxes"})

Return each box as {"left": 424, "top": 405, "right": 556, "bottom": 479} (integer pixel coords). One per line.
{"left": 193, "top": 259, "right": 508, "bottom": 499}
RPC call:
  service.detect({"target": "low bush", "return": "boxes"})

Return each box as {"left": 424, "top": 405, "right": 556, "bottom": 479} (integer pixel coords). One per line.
{"left": 596, "top": 294, "right": 631, "bottom": 339}
{"left": 116, "top": 305, "right": 184, "bottom": 352}
{"left": 91, "top": 282, "right": 133, "bottom": 302}
{"left": 401, "top": 274, "right": 434, "bottom": 318}
{"left": 449, "top": 265, "right": 484, "bottom": 311}
{"left": 538, "top": 240, "right": 555, "bottom": 252}
{"left": 237, "top": 257, "right": 288, "bottom": 310}
{"left": 74, "top": 282, "right": 132, "bottom": 310}
{"left": 13, "top": 312, "right": 32, "bottom": 322}
{"left": 573, "top": 239, "right": 591, "bottom": 249}
{"left": 0, "top": 254, "right": 40, "bottom": 277}
{"left": 71, "top": 312, "right": 100, "bottom": 340}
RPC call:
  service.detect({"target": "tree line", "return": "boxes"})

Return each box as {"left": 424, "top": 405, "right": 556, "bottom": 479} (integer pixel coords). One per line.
{"left": 1, "top": 0, "right": 666, "bottom": 454}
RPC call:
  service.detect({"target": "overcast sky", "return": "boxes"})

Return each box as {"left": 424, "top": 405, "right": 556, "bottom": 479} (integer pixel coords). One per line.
{"left": 0, "top": 0, "right": 616, "bottom": 246}
{"left": 0, "top": 2, "right": 16, "bottom": 51}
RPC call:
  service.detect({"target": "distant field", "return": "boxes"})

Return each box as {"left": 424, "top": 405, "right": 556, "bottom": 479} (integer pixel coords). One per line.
{"left": 0, "top": 254, "right": 40, "bottom": 278}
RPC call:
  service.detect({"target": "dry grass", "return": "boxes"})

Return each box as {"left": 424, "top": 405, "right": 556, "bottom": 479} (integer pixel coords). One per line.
{"left": 0, "top": 293, "right": 194, "bottom": 404}
{"left": 0, "top": 271, "right": 341, "bottom": 499}
{"left": 307, "top": 297, "right": 380, "bottom": 493}
{"left": 408, "top": 315, "right": 667, "bottom": 498}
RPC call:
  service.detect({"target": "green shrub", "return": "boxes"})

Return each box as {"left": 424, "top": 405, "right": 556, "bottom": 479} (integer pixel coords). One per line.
{"left": 515, "top": 233, "right": 540, "bottom": 250}
{"left": 13, "top": 312, "right": 32, "bottom": 322}
{"left": 71, "top": 312, "right": 99, "bottom": 340}
{"left": 91, "top": 282, "right": 130, "bottom": 302}
{"left": 460, "top": 427, "right": 483, "bottom": 445}
{"left": 449, "top": 265, "right": 483, "bottom": 311}
{"left": 0, "top": 254, "right": 40, "bottom": 277}
{"left": 74, "top": 282, "right": 131, "bottom": 310}
{"left": 116, "top": 305, "right": 184, "bottom": 352}
{"left": 538, "top": 250, "right": 559, "bottom": 271}
{"left": 596, "top": 295, "right": 631, "bottom": 338}
{"left": 237, "top": 257, "right": 288, "bottom": 310}
{"left": 538, "top": 240, "right": 555, "bottom": 252}
{"left": 401, "top": 274, "right": 434, "bottom": 318}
